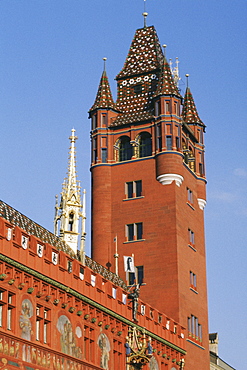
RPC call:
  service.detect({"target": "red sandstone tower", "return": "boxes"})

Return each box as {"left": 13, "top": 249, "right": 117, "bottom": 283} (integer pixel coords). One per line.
{"left": 89, "top": 23, "right": 209, "bottom": 369}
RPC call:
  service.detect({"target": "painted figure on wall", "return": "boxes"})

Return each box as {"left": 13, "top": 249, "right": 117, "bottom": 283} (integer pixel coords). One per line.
{"left": 149, "top": 356, "right": 159, "bottom": 370}
{"left": 19, "top": 299, "right": 33, "bottom": 340}
{"left": 19, "top": 298, "right": 33, "bottom": 362}
{"left": 98, "top": 333, "right": 110, "bottom": 369}
{"left": 56, "top": 315, "right": 82, "bottom": 359}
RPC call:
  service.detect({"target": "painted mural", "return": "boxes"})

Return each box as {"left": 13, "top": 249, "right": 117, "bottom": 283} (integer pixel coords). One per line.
{"left": 97, "top": 333, "right": 110, "bottom": 369}
{"left": 19, "top": 298, "right": 33, "bottom": 362}
{"left": 19, "top": 298, "right": 33, "bottom": 340}
{"left": 56, "top": 315, "right": 82, "bottom": 359}
{"left": 149, "top": 356, "right": 159, "bottom": 370}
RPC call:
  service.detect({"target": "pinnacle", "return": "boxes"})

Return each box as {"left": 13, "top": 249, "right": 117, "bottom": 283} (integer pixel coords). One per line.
{"left": 182, "top": 87, "right": 204, "bottom": 126}
{"left": 154, "top": 56, "right": 181, "bottom": 98}
{"left": 89, "top": 70, "right": 116, "bottom": 112}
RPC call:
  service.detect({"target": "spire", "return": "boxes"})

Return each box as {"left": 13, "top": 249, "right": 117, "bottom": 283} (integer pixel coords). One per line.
{"left": 182, "top": 86, "right": 204, "bottom": 126}
{"left": 89, "top": 60, "right": 116, "bottom": 112}
{"left": 54, "top": 129, "right": 86, "bottom": 256}
{"left": 116, "top": 26, "right": 163, "bottom": 79}
{"left": 154, "top": 54, "right": 181, "bottom": 98}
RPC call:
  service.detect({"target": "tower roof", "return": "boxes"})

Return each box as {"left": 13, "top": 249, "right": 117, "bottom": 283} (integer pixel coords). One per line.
{"left": 182, "top": 87, "right": 204, "bottom": 126}
{"left": 116, "top": 26, "right": 163, "bottom": 80}
{"left": 154, "top": 56, "right": 181, "bottom": 98}
{"left": 89, "top": 70, "right": 116, "bottom": 112}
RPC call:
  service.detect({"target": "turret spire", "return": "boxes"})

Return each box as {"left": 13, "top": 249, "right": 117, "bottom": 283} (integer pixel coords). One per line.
{"left": 154, "top": 53, "right": 181, "bottom": 98}
{"left": 54, "top": 129, "right": 86, "bottom": 256}
{"left": 89, "top": 61, "right": 116, "bottom": 112}
{"left": 182, "top": 84, "right": 204, "bottom": 126}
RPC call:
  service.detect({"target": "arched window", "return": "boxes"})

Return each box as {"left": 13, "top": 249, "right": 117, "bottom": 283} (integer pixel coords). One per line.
{"left": 117, "top": 136, "right": 132, "bottom": 162}
{"left": 68, "top": 213, "right": 74, "bottom": 232}
{"left": 137, "top": 132, "right": 152, "bottom": 158}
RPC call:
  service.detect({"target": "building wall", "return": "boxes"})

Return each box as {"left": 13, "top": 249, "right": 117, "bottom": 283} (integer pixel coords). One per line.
{"left": 0, "top": 207, "right": 186, "bottom": 370}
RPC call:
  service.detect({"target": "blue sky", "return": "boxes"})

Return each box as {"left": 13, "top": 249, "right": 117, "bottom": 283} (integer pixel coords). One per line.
{"left": 0, "top": 1, "right": 246, "bottom": 368}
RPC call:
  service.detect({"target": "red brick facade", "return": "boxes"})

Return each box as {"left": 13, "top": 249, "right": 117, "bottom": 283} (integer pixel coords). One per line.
{"left": 0, "top": 202, "right": 185, "bottom": 369}
{"left": 90, "top": 25, "right": 209, "bottom": 369}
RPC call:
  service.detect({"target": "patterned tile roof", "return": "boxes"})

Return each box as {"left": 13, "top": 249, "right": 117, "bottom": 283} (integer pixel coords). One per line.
{"left": 89, "top": 70, "right": 116, "bottom": 112}
{"left": 154, "top": 57, "right": 181, "bottom": 98}
{"left": 116, "top": 26, "right": 163, "bottom": 79}
{"left": 110, "top": 26, "right": 166, "bottom": 126}
{"left": 182, "top": 87, "right": 204, "bottom": 126}
{"left": 0, "top": 200, "right": 127, "bottom": 289}
{"left": 0, "top": 200, "right": 75, "bottom": 257}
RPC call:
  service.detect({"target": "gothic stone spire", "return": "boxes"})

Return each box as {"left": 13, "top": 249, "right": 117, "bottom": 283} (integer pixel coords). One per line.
{"left": 54, "top": 129, "right": 86, "bottom": 255}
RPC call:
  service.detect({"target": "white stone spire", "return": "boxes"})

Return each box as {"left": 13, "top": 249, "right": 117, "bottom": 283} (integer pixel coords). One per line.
{"left": 54, "top": 129, "right": 86, "bottom": 256}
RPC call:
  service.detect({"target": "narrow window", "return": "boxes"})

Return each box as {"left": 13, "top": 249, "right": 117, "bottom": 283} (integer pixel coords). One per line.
{"left": 93, "top": 137, "right": 97, "bottom": 163}
{"left": 68, "top": 213, "right": 74, "bottom": 231}
{"left": 128, "top": 272, "right": 135, "bottom": 286}
{"left": 139, "top": 132, "right": 152, "bottom": 158}
{"left": 92, "top": 114, "right": 97, "bottom": 130}
{"left": 156, "top": 124, "right": 162, "bottom": 150}
{"left": 166, "top": 136, "right": 172, "bottom": 150}
{"left": 119, "top": 137, "right": 132, "bottom": 161}
{"left": 127, "top": 182, "right": 133, "bottom": 198}
{"left": 135, "top": 180, "right": 142, "bottom": 197}
{"left": 190, "top": 271, "right": 197, "bottom": 289}
{"left": 101, "top": 148, "right": 107, "bottom": 163}
{"left": 165, "top": 101, "right": 170, "bottom": 113}
{"left": 187, "top": 188, "right": 193, "bottom": 203}
{"left": 137, "top": 266, "right": 144, "bottom": 285}
{"left": 136, "top": 223, "right": 143, "bottom": 240}
{"left": 188, "top": 229, "right": 195, "bottom": 245}
{"left": 101, "top": 113, "right": 107, "bottom": 127}
{"left": 127, "top": 224, "right": 134, "bottom": 241}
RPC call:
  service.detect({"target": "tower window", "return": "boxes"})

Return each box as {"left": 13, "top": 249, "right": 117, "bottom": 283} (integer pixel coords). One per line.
{"left": 125, "top": 180, "right": 142, "bottom": 199}
{"left": 101, "top": 148, "right": 107, "bottom": 163}
{"left": 156, "top": 124, "right": 162, "bottom": 150}
{"left": 68, "top": 213, "right": 74, "bottom": 231}
{"left": 188, "top": 229, "right": 195, "bottom": 245}
{"left": 126, "top": 223, "right": 143, "bottom": 242}
{"left": 190, "top": 271, "right": 197, "bottom": 290}
{"left": 92, "top": 114, "right": 97, "bottom": 130}
{"left": 126, "top": 182, "right": 134, "bottom": 199}
{"left": 128, "top": 266, "right": 144, "bottom": 286}
{"left": 188, "top": 314, "right": 202, "bottom": 342}
{"left": 101, "top": 113, "right": 107, "bottom": 127}
{"left": 138, "top": 132, "right": 152, "bottom": 158}
{"left": 187, "top": 188, "right": 193, "bottom": 204}
{"left": 127, "top": 224, "right": 134, "bottom": 241}
{"left": 166, "top": 136, "right": 172, "bottom": 150}
{"left": 165, "top": 101, "right": 170, "bottom": 113}
{"left": 119, "top": 136, "right": 132, "bottom": 161}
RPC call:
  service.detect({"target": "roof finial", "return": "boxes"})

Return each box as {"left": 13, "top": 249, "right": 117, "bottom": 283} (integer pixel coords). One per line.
{"left": 103, "top": 57, "right": 107, "bottom": 72}
{"left": 142, "top": 0, "right": 148, "bottom": 28}
{"left": 162, "top": 44, "right": 167, "bottom": 58}
{"left": 185, "top": 74, "right": 190, "bottom": 88}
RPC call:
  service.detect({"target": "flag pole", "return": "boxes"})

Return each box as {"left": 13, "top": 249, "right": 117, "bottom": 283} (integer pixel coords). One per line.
{"left": 114, "top": 235, "right": 119, "bottom": 275}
